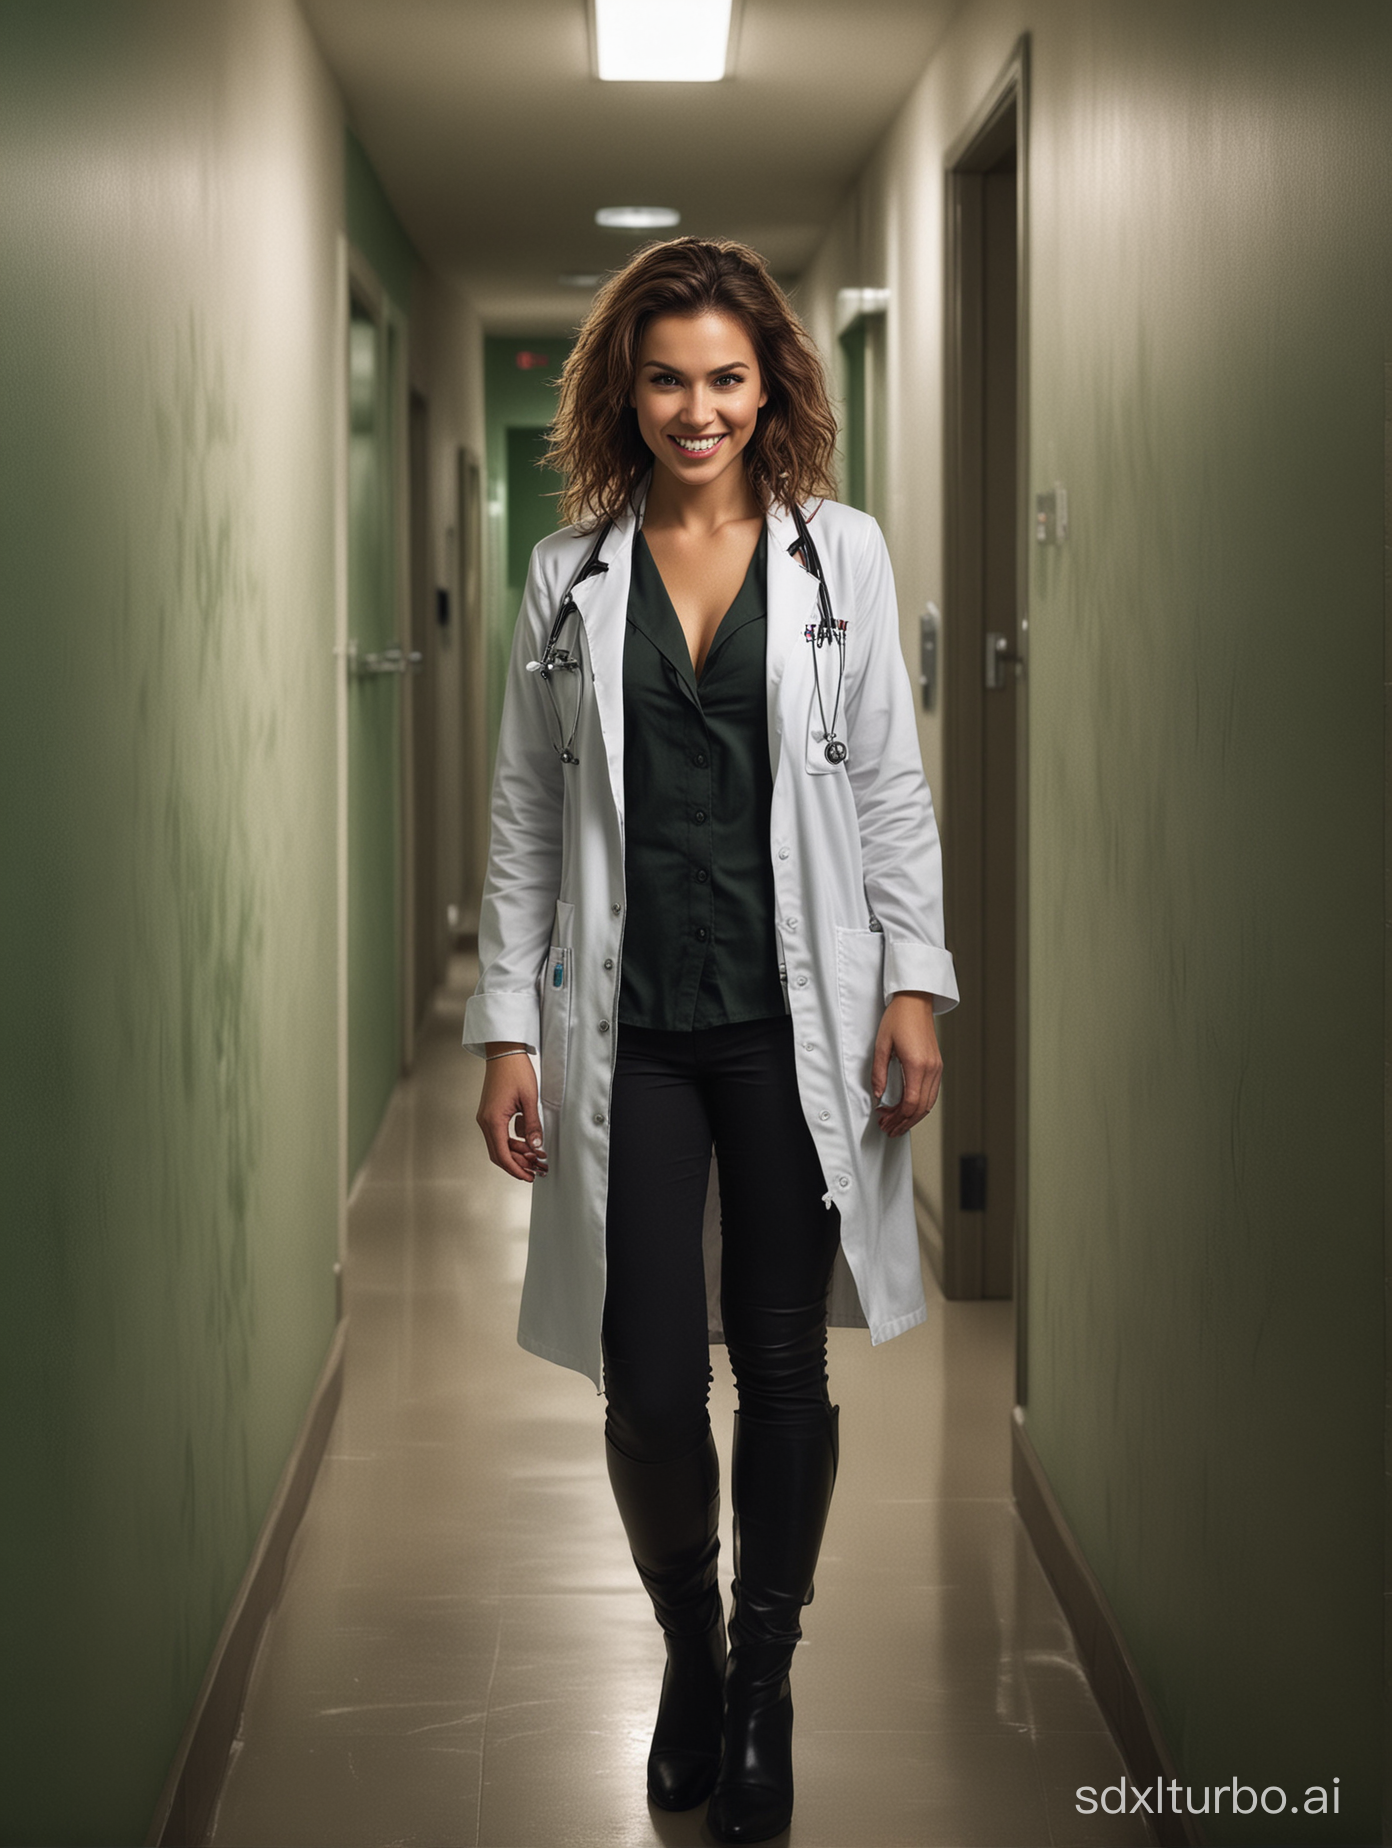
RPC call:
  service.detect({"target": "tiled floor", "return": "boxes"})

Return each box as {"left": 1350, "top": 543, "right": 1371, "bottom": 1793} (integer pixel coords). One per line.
{"left": 206, "top": 959, "right": 1152, "bottom": 1848}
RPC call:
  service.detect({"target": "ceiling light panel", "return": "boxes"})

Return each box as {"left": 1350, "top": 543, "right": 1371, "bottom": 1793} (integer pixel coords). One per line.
{"left": 595, "top": 206, "right": 681, "bottom": 229}
{"left": 593, "top": 0, "right": 733, "bottom": 82}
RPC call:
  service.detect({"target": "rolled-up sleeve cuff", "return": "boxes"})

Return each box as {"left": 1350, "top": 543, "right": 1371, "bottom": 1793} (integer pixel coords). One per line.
{"left": 462, "top": 990, "right": 541, "bottom": 1057}
{"left": 884, "top": 941, "right": 959, "bottom": 1014}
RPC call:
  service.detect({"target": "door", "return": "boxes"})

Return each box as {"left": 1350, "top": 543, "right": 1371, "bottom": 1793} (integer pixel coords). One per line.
{"left": 457, "top": 448, "right": 486, "bottom": 929}
{"left": 346, "top": 287, "right": 404, "bottom": 1178}
{"left": 408, "top": 388, "right": 440, "bottom": 1036}
{"left": 940, "top": 58, "right": 1029, "bottom": 1346}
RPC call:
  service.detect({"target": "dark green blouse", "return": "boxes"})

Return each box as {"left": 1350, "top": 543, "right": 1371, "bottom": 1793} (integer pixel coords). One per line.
{"left": 618, "top": 527, "right": 787, "bottom": 1031}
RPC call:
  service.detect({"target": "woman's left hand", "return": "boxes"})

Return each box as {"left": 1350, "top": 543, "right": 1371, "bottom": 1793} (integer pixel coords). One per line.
{"left": 872, "top": 992, "right": 942, "bottom": 1137}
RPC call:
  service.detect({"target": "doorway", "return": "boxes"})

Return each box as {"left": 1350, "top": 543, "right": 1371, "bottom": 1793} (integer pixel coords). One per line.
{"left": 344, "top": 273, "right": 407, "bottom": 1181}
{"left": 408, "top": 389, "right": 440, "bottom": 1039}
{"left": 940, "top": 48, "right": 1029, "bottom": 1388}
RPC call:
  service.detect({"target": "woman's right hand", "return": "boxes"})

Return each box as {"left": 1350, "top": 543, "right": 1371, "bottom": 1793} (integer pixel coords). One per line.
{"left": 476, "top": 1047, "right": 548, "bottom": 1181}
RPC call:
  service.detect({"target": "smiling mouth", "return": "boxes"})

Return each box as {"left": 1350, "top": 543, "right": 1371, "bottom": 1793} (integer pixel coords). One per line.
{"left": 669, "top": 434, "right": 726, "bottom": 455}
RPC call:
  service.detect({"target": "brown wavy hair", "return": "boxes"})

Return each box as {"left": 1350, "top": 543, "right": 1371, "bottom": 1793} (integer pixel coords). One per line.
{"left": 546, "top": 237, "right": 837, "bottom": 527}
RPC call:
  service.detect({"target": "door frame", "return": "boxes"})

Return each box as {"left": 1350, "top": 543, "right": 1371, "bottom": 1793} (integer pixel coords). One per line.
{"left": 941, "top": 38, "right": 1032, "bottom": 1400}
{"left": 336, "top": 240, "right": 412, "bottom": 1250}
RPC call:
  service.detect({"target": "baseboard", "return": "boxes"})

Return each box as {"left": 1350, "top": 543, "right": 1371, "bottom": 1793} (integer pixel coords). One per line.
{"left": 1011, "top": 1407, "right": 1200, "bottom": 1848}
{"left": 147, "top": 1317, "right": 348, "bottom": 1848}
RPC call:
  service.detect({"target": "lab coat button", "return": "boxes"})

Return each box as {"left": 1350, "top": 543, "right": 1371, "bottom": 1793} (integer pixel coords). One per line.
{"left": 598, "top": 1020, "right": 611, "bottom": 1034}
{"left": 778, "top": 848, "right": 790, "bottom": 861}
{"left": 785, "top": 917, "right": 799, "bottom": 930}
{"left": 611, "top": 903, "right": 621, "bottom": 915}
{"left": 603, "top": 958, "right": 614, "bottom": 970}
{"left": 593, "top": 1112, "right": 606, "bottom": 1126}
{"left": 795, "top": 975, "right": 808, "bottom": 988}
{"left": 836, "top": 1174, "right": 850, "bottom": 1190}
{"left": 819, "top": 1110, "right": 831, "bottom": 1122}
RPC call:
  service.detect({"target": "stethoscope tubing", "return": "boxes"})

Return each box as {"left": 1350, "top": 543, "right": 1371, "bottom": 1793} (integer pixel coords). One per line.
{"left": 528, "top": 504, "right": 847, "bottom": 768}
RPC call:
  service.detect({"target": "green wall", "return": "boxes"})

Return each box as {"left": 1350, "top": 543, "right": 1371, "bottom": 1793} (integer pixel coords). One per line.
{"left": 1019, "top": 5, "right": 1388, "bottom": 1837}
{"left": 483, "top": 335, "right": 573, "bottom": 752}
{"left": 0, "top": 3, "right": 342, "bottom": 1840}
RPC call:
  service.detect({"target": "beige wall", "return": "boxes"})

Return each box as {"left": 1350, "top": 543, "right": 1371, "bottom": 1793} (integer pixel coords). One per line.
{"left": 799, "top": 3, "right": 1390, "bottom": 1838}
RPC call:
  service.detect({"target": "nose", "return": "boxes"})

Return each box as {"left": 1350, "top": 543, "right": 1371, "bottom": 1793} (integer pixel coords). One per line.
{"left": 679, "top": 383, "right": 713, "bottom": 427}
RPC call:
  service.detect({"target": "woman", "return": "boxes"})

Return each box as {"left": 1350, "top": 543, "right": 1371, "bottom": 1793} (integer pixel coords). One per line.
{"left": 465, "top": 237, "right": 957, "bottom": 1844}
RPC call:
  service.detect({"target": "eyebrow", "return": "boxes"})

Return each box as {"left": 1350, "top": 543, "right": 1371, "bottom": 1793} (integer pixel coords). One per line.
{"left": 639, "top": 359, "right": 751, "bottom": 376}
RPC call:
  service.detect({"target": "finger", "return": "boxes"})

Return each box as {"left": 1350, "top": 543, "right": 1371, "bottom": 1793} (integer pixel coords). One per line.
{"left": 507, "top": 1135, "right": 547, "bottom": 1178}
{"left": 877, "top": 1063, "right": 942, "bottom": 1136}
{"left": 478, "top": 1101, "right": 534, "bottom": 1180}
{"left": 518, "top": 1102, "right": 545, "bottom": 1161}
{"left": 488, "top": 1126, "right": 532, "bottom": 1180}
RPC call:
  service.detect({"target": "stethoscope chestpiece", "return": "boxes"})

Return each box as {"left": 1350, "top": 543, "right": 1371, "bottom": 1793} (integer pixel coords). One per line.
{"left": 824, "top": 739, "right": 848, "bottom": 765}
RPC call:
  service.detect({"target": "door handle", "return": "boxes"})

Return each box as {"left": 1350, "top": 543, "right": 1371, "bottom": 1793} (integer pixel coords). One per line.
{"left": 985, "top": 631, "right": 1023, "bottom": 691}
{"left": 344, "top": 641, "right": 424, "bottom": 679}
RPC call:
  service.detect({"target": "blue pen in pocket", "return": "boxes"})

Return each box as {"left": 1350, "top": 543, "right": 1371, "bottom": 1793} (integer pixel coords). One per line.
{"left": 552, "top": 955, "right": 565, "bottom": 989}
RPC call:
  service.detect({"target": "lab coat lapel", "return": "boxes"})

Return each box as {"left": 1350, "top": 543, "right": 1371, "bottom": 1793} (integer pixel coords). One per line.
{"left": 568, "top": 508, "right": 634, "bottom": 827}
{"left": 764, "top": 502, "right": 822, "bottom": 780}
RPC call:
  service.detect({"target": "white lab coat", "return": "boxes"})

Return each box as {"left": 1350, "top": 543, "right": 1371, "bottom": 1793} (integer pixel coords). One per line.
{"left": 463, "top": 495, "right": 958, "bottom": 1388}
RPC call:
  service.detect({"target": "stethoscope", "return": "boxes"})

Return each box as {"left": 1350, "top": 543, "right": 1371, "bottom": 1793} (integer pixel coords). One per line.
{"left": 525, "top": 519, "right": 613, "bottom": 764}
{"left": 527, "top": 504, "right": 847, "bottom": 767}
{"left": 788, "top": 501, "right": 848, "bottom": 765}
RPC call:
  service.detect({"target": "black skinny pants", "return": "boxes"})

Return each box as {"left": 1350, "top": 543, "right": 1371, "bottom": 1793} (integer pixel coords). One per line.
{"left": 601, "top": 1015, "right": 842, "bottom": 1464}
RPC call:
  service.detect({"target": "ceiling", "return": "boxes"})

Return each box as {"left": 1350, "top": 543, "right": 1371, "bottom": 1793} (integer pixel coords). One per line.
{"left": 300, "top": 0, "right": 961, "bottom": 330}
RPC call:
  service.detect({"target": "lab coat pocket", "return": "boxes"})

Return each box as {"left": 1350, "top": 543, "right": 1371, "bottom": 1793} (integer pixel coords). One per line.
{"left": 538, "top": 903, "right": 574, "bottom": 1111}
{"left": 834, "top": 927, "right": 898, "bottom": 1106}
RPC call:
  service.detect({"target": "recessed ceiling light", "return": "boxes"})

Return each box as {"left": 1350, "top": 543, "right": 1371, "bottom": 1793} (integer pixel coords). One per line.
{"left": 558, "top": 272, "right": 604, "bottom": 288}
{"left": 593, "top": 0, "right": 732, "bottom": 82}
{"left": 595, "top": 206, "right": 682, "bottom": 232}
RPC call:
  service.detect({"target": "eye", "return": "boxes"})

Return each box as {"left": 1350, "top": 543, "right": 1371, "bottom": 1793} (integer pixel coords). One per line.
{"left": 714, "top": 372, "right": 747, "bottom": 387}
{"left": 645, "top": 369, "right": 680, "bottom": 387}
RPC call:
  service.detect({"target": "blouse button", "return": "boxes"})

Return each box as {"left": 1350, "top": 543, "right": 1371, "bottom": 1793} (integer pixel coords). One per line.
{"left": 694, "top": 809, "right": 707, "bottom": 824}
{"left": 696, "top": 927, "right": 708, "bottom": 942}
{"left": 694, "top": 752, "right": 707, "bottom": 767}
{"left": 695, "top": 868, "right": 709, "bottom": 883}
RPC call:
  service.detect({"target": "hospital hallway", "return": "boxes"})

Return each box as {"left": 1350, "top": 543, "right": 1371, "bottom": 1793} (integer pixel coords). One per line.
{"left": 204, "top": 958, "right": 1148, "bottom": 1848}
{"left": 1, "top": 3, "right": 1389, "bottom": 1847}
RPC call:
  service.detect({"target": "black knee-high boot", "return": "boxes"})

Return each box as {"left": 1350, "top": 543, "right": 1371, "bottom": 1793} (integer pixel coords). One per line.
{"left": 706, "top": 1406, "right": 839, "bottom": 1845}
{"left": 604, "top": 1427, "right": 727, "bottom": 1810}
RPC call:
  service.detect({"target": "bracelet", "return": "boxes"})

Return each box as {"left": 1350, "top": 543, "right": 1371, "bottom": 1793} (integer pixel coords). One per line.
{"left": 485, "top": 1049, "right": 530, "bottom": 1061}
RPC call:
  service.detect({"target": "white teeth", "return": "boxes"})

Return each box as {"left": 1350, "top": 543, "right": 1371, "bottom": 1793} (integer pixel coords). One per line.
{"left": 673, "top": 435, "right": 722, "bottom": 452}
